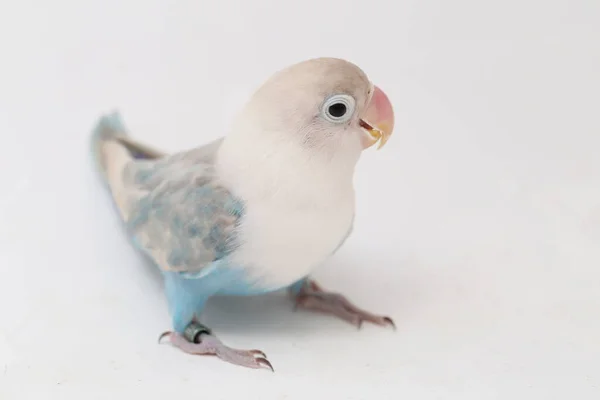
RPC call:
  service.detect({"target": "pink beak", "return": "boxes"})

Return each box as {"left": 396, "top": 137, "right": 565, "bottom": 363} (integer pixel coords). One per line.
{"left": 359, "top": 85, "right": 395, "bottom": 149}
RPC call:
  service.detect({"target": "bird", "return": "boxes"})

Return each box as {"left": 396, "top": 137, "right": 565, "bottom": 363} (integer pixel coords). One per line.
{"left": 90, "top": 57, "right": 396, "bottom": 371}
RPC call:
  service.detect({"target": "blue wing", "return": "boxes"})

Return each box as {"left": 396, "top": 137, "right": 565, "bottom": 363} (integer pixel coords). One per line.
{"left": 124, "top": 155, "right": 244, "bottom": 275}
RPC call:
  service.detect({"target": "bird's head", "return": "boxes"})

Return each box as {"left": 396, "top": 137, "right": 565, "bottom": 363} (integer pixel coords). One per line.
{"left": 232, "top": 58, "right": 394, "bottom": 157}
{"left": 219, "top": 58, "right": 395, "bottom": 195}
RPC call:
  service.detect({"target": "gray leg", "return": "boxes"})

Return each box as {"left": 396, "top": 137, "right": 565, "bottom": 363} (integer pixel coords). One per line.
{"left": 291, "top": 279, "right": 395, "bottom": 329}
{"left": 159, "top": 321, "right": 273, "bottom": 371}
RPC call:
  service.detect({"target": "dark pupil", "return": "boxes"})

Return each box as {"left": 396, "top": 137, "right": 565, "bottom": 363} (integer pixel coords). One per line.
{"left": 328, "top": 103, "right": 347, "bottom": 118}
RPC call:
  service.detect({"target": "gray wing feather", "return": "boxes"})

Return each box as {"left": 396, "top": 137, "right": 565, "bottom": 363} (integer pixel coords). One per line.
{"left": 123, "top": 153, "right": 243, "bottom": 273}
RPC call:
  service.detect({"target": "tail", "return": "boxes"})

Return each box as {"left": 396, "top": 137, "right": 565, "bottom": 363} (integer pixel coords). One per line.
{"left": 90, "top": 111, "right": 165, "bottom": 214}
{"left": 91, "top": 111, "right": 127, "bottom": 184}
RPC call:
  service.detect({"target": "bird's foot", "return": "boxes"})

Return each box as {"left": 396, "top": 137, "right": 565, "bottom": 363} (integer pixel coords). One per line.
{"left": 292, "top": 279, "right": 395, "bottom": 329}
{"left": 159, "top": 322, "right": 273, "bottom": 371}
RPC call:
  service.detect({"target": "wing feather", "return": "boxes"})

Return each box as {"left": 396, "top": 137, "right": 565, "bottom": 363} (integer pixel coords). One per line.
{"left": 124, "top": 154, "right": 243, "bottom": 273}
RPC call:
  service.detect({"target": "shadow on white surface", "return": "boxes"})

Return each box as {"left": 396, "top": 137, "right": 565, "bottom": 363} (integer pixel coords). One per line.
{"left": 0, "top": 0, "right": 599, "bottom": 399}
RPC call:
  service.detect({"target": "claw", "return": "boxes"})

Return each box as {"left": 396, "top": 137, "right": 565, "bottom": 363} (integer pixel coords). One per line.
{"left": 256, "top": 357, "right": 275, "bottom": 372}
{"left": 158, "top": 331, "right": 172, "bottom": 344}
{"left": 295, "top": 279, "right": 396, "bottom": 332}
{"left": 164, "top": 331, "right": 272, "bottom": 371}
{"left": 384, "top": 317, "right": 396, "bottom": 330}
{"left": 250, "top": 349, "right": 267, "bottom": 358}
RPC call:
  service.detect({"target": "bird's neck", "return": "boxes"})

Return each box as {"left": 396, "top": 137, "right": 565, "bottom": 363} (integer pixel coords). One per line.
{"left": 215, "top": 130, "right": 358, "bottom": 205}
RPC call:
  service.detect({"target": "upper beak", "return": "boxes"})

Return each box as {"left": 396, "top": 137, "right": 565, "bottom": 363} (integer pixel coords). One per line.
{"left": 359, "top": 85, "right": 395, "bottom": 150}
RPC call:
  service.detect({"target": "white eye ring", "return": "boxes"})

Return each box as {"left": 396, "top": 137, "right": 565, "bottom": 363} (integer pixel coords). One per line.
{"left": 321, "top": 94, "right": 356, "bottom": 124}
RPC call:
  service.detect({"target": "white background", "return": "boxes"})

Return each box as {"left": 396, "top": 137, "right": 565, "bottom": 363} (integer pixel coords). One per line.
{"left": 0, "top": 0, "right": 599, "bottom": 398}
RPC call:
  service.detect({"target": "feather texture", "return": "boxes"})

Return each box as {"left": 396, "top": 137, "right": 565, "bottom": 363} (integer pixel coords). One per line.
{"left": 125, "top": 159, "right": 245, "bottom": 274}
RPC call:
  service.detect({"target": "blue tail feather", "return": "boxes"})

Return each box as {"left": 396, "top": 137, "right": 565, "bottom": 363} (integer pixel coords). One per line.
{"left": 90, "top": 110, "right": 128, "bottom": 184}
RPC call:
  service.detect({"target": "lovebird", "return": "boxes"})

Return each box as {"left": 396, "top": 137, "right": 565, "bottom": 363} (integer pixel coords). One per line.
{"left": 91, "top": 57, "right": 395, "bottom": 371}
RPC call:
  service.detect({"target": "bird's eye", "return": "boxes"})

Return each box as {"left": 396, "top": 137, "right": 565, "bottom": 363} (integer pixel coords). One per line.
{"left": 321, "top": 94, "right": 355, "bottom": 124}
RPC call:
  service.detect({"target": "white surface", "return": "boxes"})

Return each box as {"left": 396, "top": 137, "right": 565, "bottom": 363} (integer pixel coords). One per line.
{"left": 0, "top": 0, "right": 599, "bottom": 398}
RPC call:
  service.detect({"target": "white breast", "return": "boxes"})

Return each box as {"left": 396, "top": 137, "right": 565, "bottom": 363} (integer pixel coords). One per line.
{"left": 214, "top": 121, "right": 362, "bottom": 291}
{"left": 231, "top": 196, "right": 354, "bottom": 290}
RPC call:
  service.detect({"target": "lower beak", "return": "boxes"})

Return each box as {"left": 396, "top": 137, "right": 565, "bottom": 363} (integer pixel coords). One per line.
{"left": 359, "top": 85, "right": 395, "bottom": 150}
